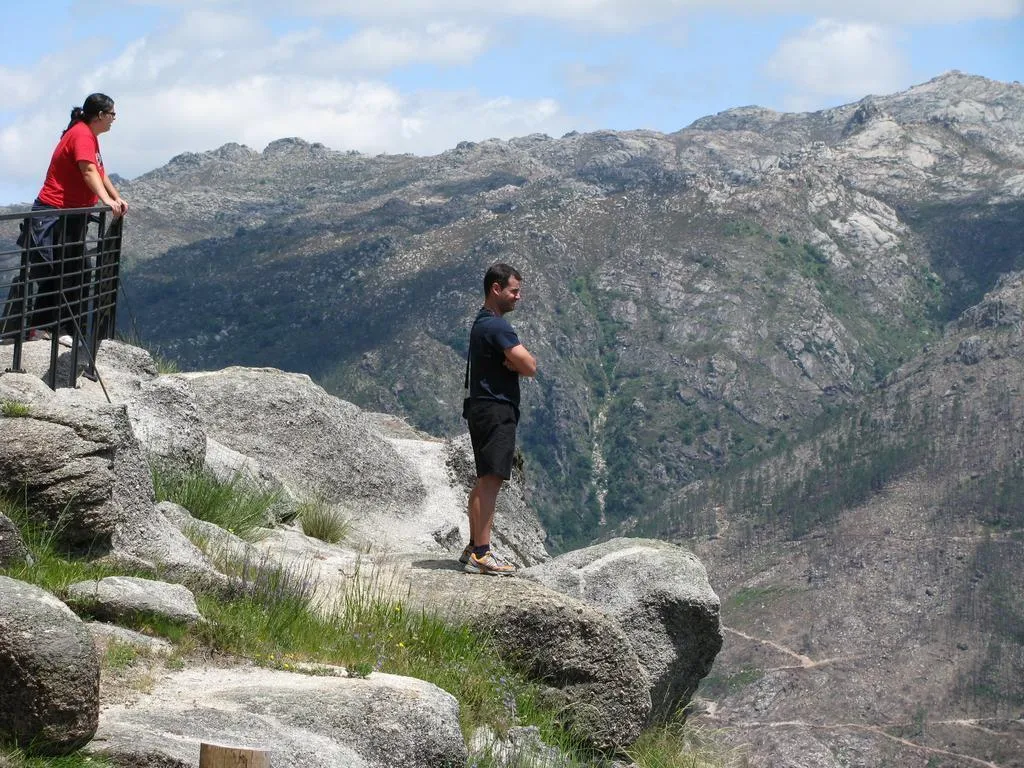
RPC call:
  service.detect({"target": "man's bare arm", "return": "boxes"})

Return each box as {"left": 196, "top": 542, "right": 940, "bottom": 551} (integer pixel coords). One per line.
{"left": 504, "top": 344, "right": 537, "bottom": 377}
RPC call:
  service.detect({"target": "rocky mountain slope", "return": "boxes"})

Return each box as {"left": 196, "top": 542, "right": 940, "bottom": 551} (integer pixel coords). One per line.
{"left": 117, "top": 72, "right": 1023, "bottom": 554}
{"left": 653, "top": 273, "right": 1024, "bottom": 767}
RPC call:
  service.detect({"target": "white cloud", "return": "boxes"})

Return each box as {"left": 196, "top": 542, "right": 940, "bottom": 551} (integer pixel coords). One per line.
{"left": 765, "top": 19, "right": 911, "bottom": 110}
{"left": 309, "top": 23, "right": 490, "bottom": 71}
{"left": 0, "top": 68, "right": 575, "bottom": 202}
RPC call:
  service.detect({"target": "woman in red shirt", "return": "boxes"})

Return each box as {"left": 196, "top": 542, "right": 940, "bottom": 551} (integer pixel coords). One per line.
{"left": 22, "top": 93, "right": 128, "bottom": 340}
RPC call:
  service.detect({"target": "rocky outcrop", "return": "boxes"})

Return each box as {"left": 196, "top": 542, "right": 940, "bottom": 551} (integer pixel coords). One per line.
{"left": 176, "top": 367, "right": 424, "bottom": 517}
{"left": 399, "top": 562, "right": 652, "bottom": 748}
{"left": 0, "top": 341, "right": 723, "bottom": 759}
{"left": 92, "top": 666, "right": 467, "bottom": 768}
{"left": 0, "top": 373, "right": 153, "bottom": 552}
{"left": 0, "top": 576, "right": 100, "bottom": 754}
{"left": 109, "top": 503, "right": 232, "bottom": 592}
{"left": 67, "top": 576, "right": 204, "bottom": 626}
{"left": 523, "top": 538, "right": 722, "bottom": 721}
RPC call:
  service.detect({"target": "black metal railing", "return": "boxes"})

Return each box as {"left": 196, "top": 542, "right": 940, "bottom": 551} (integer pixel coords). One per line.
{"left": 0, "top": 205, "right": 123, "bottom": 389}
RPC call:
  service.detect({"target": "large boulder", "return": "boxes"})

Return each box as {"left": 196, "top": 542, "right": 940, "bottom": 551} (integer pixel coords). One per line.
{"left": 77, "top": 340, "right": 206, "bottom": 472}
{"left": 399, "top": 563, "right": 652, "bottom": 748}
{"left": 0, "top": 576, "right": 100, "bottom": 754}
{"left": 92, "top": 666, "right": 467, "bottom": 768}
{"left": 175, "top": 367, "right": 424, "bottom": 515}
{"left": 12, "top": 339, "right": 206, "bottom": 473}
{"left": 523, "top": 538, "right": 722, "bottom": 722}
{"left": 0, "top": 374, "right": 153, "bottom": 552}
{"left": 67, "top": 576, "right": 204, "bottom": 626}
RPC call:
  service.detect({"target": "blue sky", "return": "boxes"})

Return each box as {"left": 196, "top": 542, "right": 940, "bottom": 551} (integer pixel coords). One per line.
{"left": 1, "top": 0, "right": 1021, "bottom": 204}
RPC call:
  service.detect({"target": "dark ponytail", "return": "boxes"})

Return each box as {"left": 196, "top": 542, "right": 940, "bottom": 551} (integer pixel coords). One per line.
{"left": 63, "top": 93, "right": 114, "bottom": 135}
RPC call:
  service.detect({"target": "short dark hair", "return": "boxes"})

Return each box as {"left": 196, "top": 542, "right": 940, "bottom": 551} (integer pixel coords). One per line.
{"left": 484, "top": 262, "right": 522, "bottom": 295}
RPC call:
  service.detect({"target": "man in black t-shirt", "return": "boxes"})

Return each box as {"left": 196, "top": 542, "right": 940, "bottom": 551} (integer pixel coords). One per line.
{"left": 462, "top": 262, "right": 537, "bottom": 576}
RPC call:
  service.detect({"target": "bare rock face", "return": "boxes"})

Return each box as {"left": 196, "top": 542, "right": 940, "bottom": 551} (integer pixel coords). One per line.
{"left": 3, "top": 340, "right": 206, "bottom": 474}
{"left": 0, "top": 375, "right": 153, "bottom": 552}
{"left": 67, "top": 576, "right": 204, "bottom": 625}
{"left": 399, "top": 563, "right": 652, "bottom": 748}
{"left": 175, "top": 367, "right": 424, "bottom": 516}
{"left": 88, "top": 340, "right": 207, "bottom": 473}
{"left": 107, "top": 499, "right": 233, "bottom": 594}
{"left": 92, "top": 666, "right": 466, "bottom": 768}
{"left": 522, "top": 538, "right": 722, "bottom": 723}
{"left": 0, "top": 576, "right": 100, "bottom": 754}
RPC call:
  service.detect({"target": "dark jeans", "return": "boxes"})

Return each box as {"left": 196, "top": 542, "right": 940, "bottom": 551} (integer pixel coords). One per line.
{"left": 19, "top": 202, "right": 89, "bottom": 334}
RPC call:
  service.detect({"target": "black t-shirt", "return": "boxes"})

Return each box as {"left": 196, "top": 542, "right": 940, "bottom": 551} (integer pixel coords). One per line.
{"left": 468, "top": 307, "right": 522, "bottom": 410}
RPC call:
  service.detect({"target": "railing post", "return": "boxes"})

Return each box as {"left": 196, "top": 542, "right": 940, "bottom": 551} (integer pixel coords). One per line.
{"left": 5, "top": 240, "right": 30, "bottom": 374}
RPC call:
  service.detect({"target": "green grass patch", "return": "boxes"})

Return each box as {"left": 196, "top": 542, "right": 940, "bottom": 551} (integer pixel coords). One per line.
{"left": 626, "top": 719, "right": 744, "bottom": 768}
{"left": 1, "top": 400, "right": 31, "bottom": 417}
{"left": 0, "top": 497, "right": 130, "bottom": 595}
{"left": 0, "top": 746, "right": 112, "bottom": 768}
{"left": 297, "top": 497, "right": 350, "bottom": 544}
{"left": 151, "top": 466, "right": 279, "bottom": 541}
{"left": 101, "top": 641, "right": 141, "bottom": 671}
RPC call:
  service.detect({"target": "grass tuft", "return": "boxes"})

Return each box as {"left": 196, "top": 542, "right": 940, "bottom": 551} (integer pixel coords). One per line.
{"left": 151, "top": 466, "right": 278, "bottom": 541}
{"left": 1, "top": 400, "right": 31, "bottom": 418}
{"left": 0, "top": 746, "right": 113, "bottom": 767}
{"left": 0, "top": 496, "right": 127, "bottom": 595}
{"left": 297, "top": 497, "right": 350, "bottom": 544}
{"left": 625, "top": 718, "right": 747, "bottom": 768}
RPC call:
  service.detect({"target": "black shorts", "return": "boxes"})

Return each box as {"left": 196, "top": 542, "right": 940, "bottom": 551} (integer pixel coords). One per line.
{"left": 466, "top": 399, "right": 518, "bottom": 480}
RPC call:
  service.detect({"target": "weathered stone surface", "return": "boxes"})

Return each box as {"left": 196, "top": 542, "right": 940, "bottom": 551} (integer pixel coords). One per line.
{"left": 399, "top": 562, "right": 651, "bottom": 748}
{"left": 204, "top": 435, "right": 282, "bottom": 494}
{"left": 86, "top": 622, "right": 174, "bottom": 655}
{"left": 469, "top": 725, "right": 564, "bottom": 768}
{"left": 11, "top": 339, "right": 205, "bottom": 473}
{"left": 0, "top": 380, "right": 153, "bottom": 551}
{"left": 92, "top": 666, "right": 467, "bottom": 768}
{"left": 67, "top": 576, "right": 204, "bottom": 625}
{"left": 110, "top": 502, "right": 231, "bottom": 593}
{"left": 0, "top": 513, "right": 31, "bottom": 568}
{"left": 175, "top": 367, "right": 424, "bottom": 517}
{"left": 124, "top": 375, "right": 206, "bottom": 473}
{"left": 0, "top": 575, "right": 100, "bottom": 754}
{"left": 522, "top": 538, "right": 722, "bottom": 722}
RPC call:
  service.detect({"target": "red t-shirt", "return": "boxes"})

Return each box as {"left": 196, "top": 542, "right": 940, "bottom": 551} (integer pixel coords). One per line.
{"left": 37, "top": 121, "right": 105, "bottom": 208}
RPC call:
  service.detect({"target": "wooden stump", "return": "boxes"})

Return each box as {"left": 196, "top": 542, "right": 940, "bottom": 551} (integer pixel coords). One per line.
{"left": 199, "top": 742, "right": 271, "bottom": 768}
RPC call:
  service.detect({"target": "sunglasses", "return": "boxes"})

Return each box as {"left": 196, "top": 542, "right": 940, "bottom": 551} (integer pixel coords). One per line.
{"left": 102, "top": 110, "right": 117, "bottom": 118}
